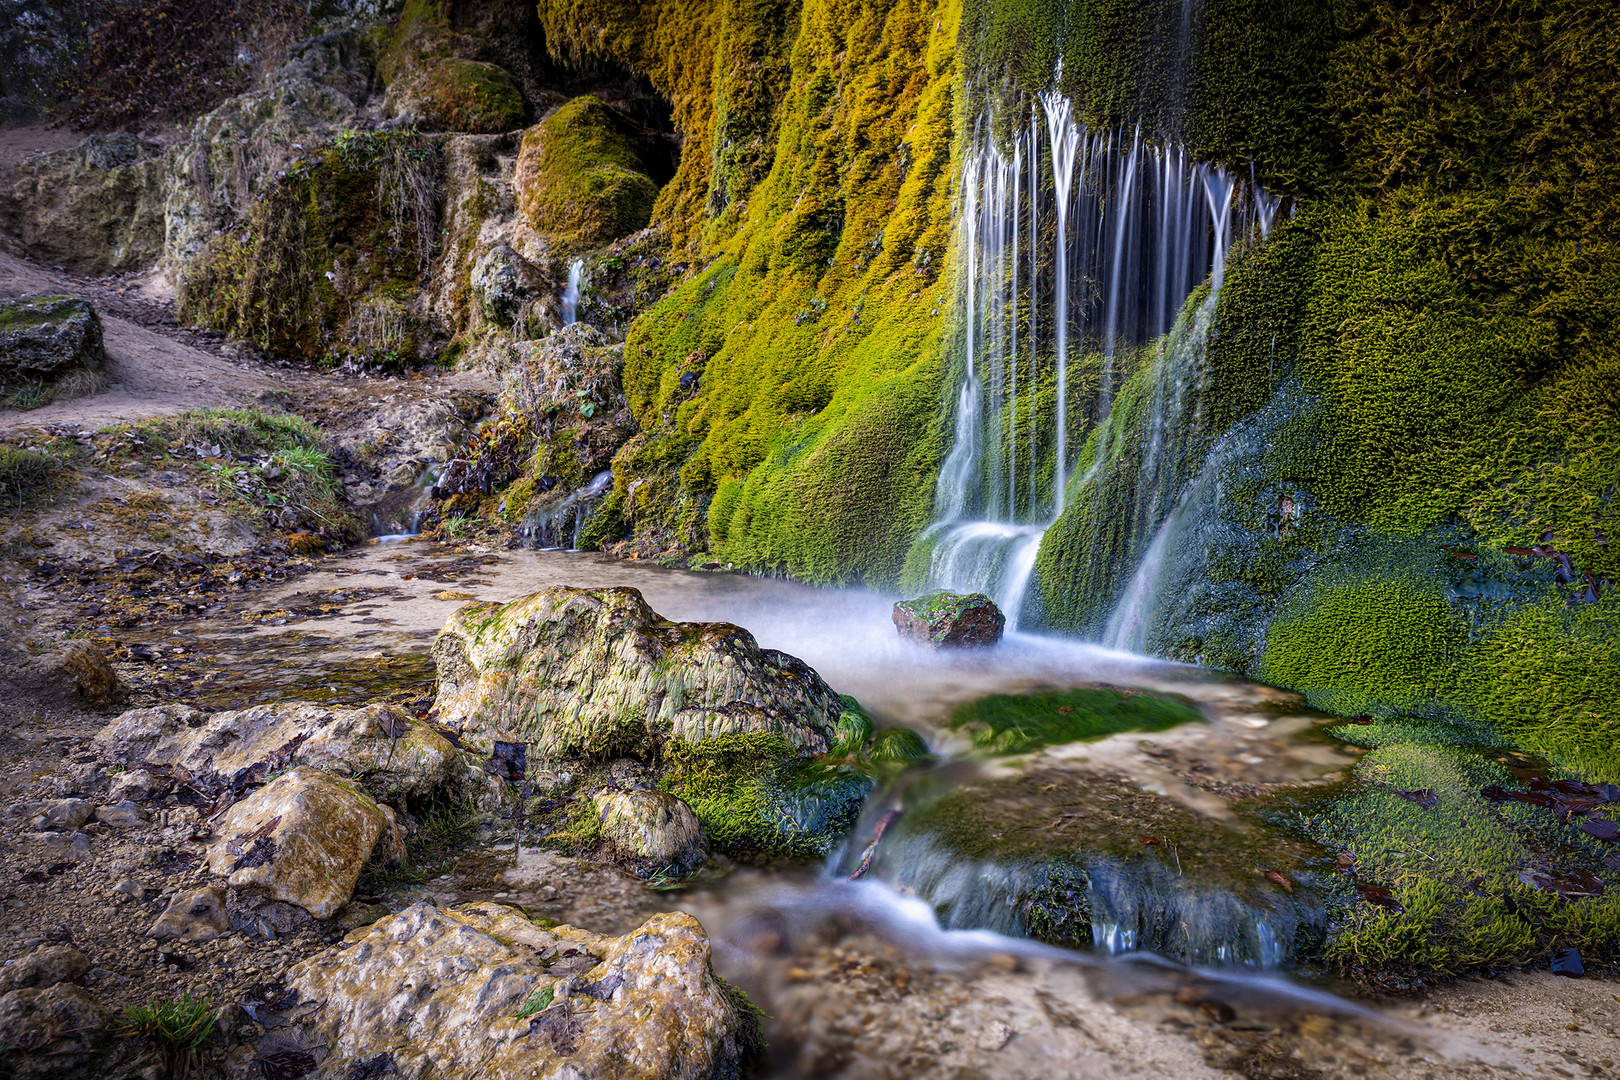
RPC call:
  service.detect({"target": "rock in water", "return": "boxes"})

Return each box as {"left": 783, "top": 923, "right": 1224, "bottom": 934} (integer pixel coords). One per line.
{"left": 288, "top": 903, "right": 757, "bottom": 1080}
{"left": 892, "top": 591, "right": 1007, "bottom": 649}
{"left": 594, "top": 789, "right": 708, "bottom": 871}
{"left": 0, "top": 295, "right": 107, "bottom": 399}
{"left": 206, "top": 768, "right": 404, "bottom": 919}
{"left": 432, "top": 586, "right": 844, "bottom": 756}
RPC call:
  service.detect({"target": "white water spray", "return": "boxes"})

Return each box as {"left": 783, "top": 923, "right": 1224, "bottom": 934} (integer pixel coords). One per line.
{"left": 560, "top": 259, "right": 583, "bottom": 325}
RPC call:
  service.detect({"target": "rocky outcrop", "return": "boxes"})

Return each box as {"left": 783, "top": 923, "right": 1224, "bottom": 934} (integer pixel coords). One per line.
{"left": 0, "top": 983, "right": 112, "bottom": 1080}
{"left": 515, "top": 96, "right": 660, "bottom": 252}
{"left": 1, "top": 137, "right": 165, "bottom": 274}
{"left": 0, "top": 946, "right": 89, "bottom": 996}
{"left": 92, "top": 700, "right": 495, "bottom": 809}
{"left": 0, "top": 295, "right": 107, "bottom": 402}
{"left": 893, "top": 592, "right": 1006, "bottom": 649}
{"left": 206, "top": 767, "right": 404, "bottom": 919}
{"left": 431, "top": 585, "right": 845, "bottom": 757}
{"left": 594, "top": 788, "right": 708, "bottom": 871}
{"left": 287, "top": 902, "right": 758, "bottom": 1079}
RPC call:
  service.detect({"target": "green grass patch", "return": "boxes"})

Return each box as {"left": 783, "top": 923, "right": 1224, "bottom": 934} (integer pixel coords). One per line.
{"left": 949, "top": 686, "right": 1203, "bottom": 755}
{"left": 119, "top": 992, "right": 214, "bottom": 1050}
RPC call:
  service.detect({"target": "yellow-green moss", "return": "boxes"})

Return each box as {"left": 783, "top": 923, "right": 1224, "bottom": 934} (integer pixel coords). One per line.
{"left": 410, "top": 58, "right": 526, "bottom": 133}
{"left": 515, "top": 96, "right": 659, "bottom": 251}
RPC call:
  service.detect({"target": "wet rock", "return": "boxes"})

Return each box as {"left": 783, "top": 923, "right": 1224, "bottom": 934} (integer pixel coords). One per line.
{"left": 594, "top": 789, "right": 708, "bottom": 871}
{"left": 3, "top": 799, "right": 92, "bottom": 831}
{"left": 27, "top": 831, "right": 90, "bottom": 862}
{"left": 288, "top": 902, "right": 757, "bottom": 1080}
{"left": 94, "top": 801, "right": 146, "bottom": 829}
{"left": 0, "top": 946, "right": 91, "bottom": 996}
{"left": 149, "top": 886, "right": 231, "bottom": 943}
{"left": 2, "top": 137, "right": 165, "bottom": 273}
{"left": 893, "top": 591, "right": 1006, "bottom": 649}
{"left": 6, "top": 638, "right": 125, "bottom": 709}
{"left": 93, "top": 701, "right": 493, "bottom": 809}
{"left": 0, "top": 983, "right": 114, "bottom": 1079}
{"left": 432, "top": 585, "right": 844, "bottom": 757}
{"left": 471, "top": 243, "right": 542, "bottom": 326}
{"left": 206, "top": 767, "right": 404, "bottom": 919}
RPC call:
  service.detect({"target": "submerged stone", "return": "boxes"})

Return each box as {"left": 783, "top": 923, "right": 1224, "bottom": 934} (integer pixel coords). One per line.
{"left": 206, "top": 767, "right": 404, "bottom": 919}
{"left": 431, "top": 585, "right": 845, "bottom": 758}
{"left": 893, "top": 591, "right": 1006, "bottom": 649}
{"left": 288, "top": 903, "right": 758, "bottom": 1080}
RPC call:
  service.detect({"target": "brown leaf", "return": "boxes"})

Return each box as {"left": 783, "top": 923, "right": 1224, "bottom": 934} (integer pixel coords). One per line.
{"left": 1580, "top": 817, "right": 1619, "bottom": 841}
{"left": 1264, "top": 869, "right": 1295, "bottom": 894}
{"left": 1357, "top": 883, "right": 1403, "bottom": 912}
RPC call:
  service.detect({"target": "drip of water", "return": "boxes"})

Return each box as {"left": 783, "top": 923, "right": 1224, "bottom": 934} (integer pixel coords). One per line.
{"left": 560, "top": 259, "right": 583, "bottom": 325}
{"left": 519, "top": 469, "right": 613, "bottom": 550}
{"left": 373, "top": 463, "right": 442, "bottom": 541}
{"left": 918, "top": 92, "right": 1279, "bottom": 633}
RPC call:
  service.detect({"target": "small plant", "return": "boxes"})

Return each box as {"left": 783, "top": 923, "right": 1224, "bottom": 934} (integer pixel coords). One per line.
{"left": 0, "top": 447, "right": 59, "bottom": 508}
{"left": 514, "top": 985, "right": 554, "bottom": 1018}
{"left": 119, "top": 993, "right": 215, "bottom": 1079}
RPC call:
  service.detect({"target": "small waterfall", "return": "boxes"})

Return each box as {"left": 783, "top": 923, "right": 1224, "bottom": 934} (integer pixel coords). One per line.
{"left": 919, "top": 90, "right": 1279, "bottom": 633}
{"left": 520, "top": 469, "right": 613, "bottom": 550}
{"left": 560, "top": 259, "right": 584, "bottom": 325}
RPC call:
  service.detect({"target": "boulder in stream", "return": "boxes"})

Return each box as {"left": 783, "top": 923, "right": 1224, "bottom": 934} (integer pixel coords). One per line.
{"left": 206, "top": 767, "right": 404, "bottom": 919}
{"left": 287, "top": 902, "right": 759, "bottom": 1079}
{"left": 432, "top": 585, "right": 845, "bottom": 756}
{"left": 892, "top": 591, "right": 1006, "bottom": 649}
{"left": 593, "top": 788, "right": 708, "bottom": 872}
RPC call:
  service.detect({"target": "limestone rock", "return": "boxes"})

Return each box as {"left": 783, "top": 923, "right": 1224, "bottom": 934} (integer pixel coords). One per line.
{"left": 206, "top": 767, "right": 403, "bottom": 919}
{"left": 94, "top": 800, "right": 146, "bottom": 828}
{"left": 287, "top": 902, "right": 757, "bottom": 1080}
{"left": 0, "top": 983, "right": 113, "bottom": 1079}
{"left": 3, "top": 799, "right": 91, "bottom": 831}
{"left": 0, "top": 296, "right": 107, "bottom": 401}
{"left": 26, "top": 831, "right": 90, "bottom": 861}
{"left": 594, "top": 788, "right": 708, "bottom": 871}
{"left": 149, "top": 885, "right": 231, "bottom": 943}
{"left": 94, "top": 700, "right": 491, "bottom": 808}
{"left": 471, "top": 243, "right": 542, "bottom": 326}
{"left": 384, "top": 56, "right": 526, "bottom": 134}
{"left": 0, "top": 946, "right": 90, "bottom": 995}
{"left": 431, "top": 585, "right": 844, "bottom": 757}
{"left": 893, "top": 591, "right": 1007, "bottom": 649}
{"left": 2, "top": 138, "right": 164, "bottom": 274}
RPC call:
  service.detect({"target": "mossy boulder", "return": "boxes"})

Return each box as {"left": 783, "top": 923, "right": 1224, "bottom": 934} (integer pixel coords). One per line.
{"left": 949, "top": 686, "right": 1203, "bottom": 756}
{"left": 514, "top": 96, "right": 659, "bottom": 251}
{"left": 893, "top": 591, "right": 1006, "bottom": 649}
{"left": 593, "top": 788, "right": 708, "bottom": 872}
{"left": 387, "top": 56, "right": 527, "bottom": 133}
{"left": 0, "top": 295, "right": 106, "bottom": 406}
{"left": 431, "top": 586, "right": 846, "bottom": 758}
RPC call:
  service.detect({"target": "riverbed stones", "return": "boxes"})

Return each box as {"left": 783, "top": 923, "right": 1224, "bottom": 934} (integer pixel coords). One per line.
{"left": 287, "top": 902, "right": 757, "bottom": 1080}
{"left": 893, "top": 591, "right": 1007, "bottom": 649}
{"left": 206, "top": 767, "right": 404, "bottom": 919}
{"left": 93, "top": 700, "right": 488, "bottom": 808}
{"left": 594, "top": 788, "right": 708, "bottom": 871}
{"left": 432, "top": 585, "right": 845, "bottom": 757}
{"left": 0, "top": 945, "right": 90, "bottom": 995}
{"left": 149, "top": 885, "right": 231, "bottom": 943}
{"left": 3, "top": 799, "right": 91, "bottom": 831}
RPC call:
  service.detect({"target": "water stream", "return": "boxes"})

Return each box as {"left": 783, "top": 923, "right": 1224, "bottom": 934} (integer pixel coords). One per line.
{"left": 560, "top": 258, "right": 584, "bottom": 325}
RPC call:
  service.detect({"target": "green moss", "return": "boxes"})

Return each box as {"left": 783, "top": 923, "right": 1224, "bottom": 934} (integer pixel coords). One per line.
{"left": 830, "top": 695, "right": 875, "bottom": 757}
{"left": 949, "top": 686, "right": 1202, "bottom": 755}
{"left": 867, "top": 727, "right": 931, "bottom": 764}
{"left": 517, "top": 96, "right": 659, "bottom": 251}
{"left": 659, "top": 732, "right": 873, "bottom": 860}
{"left": 1285, "top": 731, "right": 1620, "bottom": 985}
{"left": 412, "top": 58, "right": 525, "bottom": 133}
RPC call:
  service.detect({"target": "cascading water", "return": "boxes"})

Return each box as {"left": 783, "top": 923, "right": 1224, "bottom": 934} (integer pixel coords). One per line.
{"left": 560, "top": 259, "right": 584, "bottom": 325}
{"left": 920, "top": 93, "right": 1279, "bottom": 633}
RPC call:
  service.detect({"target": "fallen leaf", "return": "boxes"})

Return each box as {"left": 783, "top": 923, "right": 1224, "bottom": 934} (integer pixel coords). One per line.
{"left": 1357, "top": 883, "right": 1403, "bottom": 912}
{"left": 1394, "top": 788, "right": 1439, "bottom": 809}
{"left": 1264, "top": 869, "right": 1295, "bottom": 894}
{"left": 1580, "top": 817, "right": 1619, "bottom": 841}
{"left": 1139, "top": 836, "right": 1159, "bottom": 846}
{"left": 1551, "top": 948, "right": 1585, "bottom": 978}
{"left": 1334, "top": 852, "right": 1356, "bottom": 871}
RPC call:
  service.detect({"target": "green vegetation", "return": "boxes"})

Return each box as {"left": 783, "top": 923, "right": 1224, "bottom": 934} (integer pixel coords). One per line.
{"left": 659, "top": 732, "right": 873, "bottom": 860}
{"left": 1284, "top": 720, "right": 1620, "bottom": 986}
{"left": 949, "top": 686, "right": 1203, "bottom": 755}
{"left": 516, "top": 96, "right": 660, "bottom": 252}
{"left": 119, "top": 992, "right": 216, "bottom": 1077}
{"left": 181, "top": 131, "right": 440, "bottom": 367}
{"left": 514, "top": 985, "right": 555, "bottom": 1019}
{"left": 0, "top": 447, "right": 63, "bottom": 508}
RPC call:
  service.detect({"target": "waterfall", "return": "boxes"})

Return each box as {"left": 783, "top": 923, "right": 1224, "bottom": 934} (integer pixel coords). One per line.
{"left": 561, "top": 259, "right": 583, "bottom": 325}
{"left": 920, "top": 91, "right": 1281, "bottom": 637}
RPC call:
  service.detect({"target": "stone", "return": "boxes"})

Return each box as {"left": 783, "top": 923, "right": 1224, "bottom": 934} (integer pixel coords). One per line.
{"left": 288, "top": 902, "right": 757, "bottom": 1080}
{"left": 593, "top": 789, "right": 708, "bottom": 871}
{"left": 3, "top": 638, "right": 125, "bottom": 709}
{"left": 111, "top": 878, "right": 142, "bottom": 901}
{"left": 94, "top": 801, "right": 146, "bottom": 829}
{"left": 93, "top": 700, "right": 495, "bottom": 809}
{"left": 26, "top": 831, "right": 90, "bottom": 861}
{"left": 383, "top": 56, "right": 527, "bottom": 134}
{"left": 471, "top": 243, "right": 542, "bottom": 326}
{"left": 0, "top": 296, "right": 106, "bottom": 397}
{"left": 0, "top": 946, "right": 91, "bottom": 995}
{"left": 432, "top": 585, "right": 845, "bottom": 757}
{"left": 2, "top": 138, "right": 165, "bottom": 274}
{"left": 892, "top": 591, "right": 1007, "bottom": 649}
{"left": 3, "top": 799, "right": 92, "bottom": 831}
{"left": 206, "top": 767, "right": 404, "bottom": 919}
{"left": 514, "top": 95, "right": 659, "bottom": 249}
{"left": 105, "top": 768, "right": 156, "bottom": 803}
{"left": 148, "top": 886, "right": 231, "bottom": 943}
{"left": 0, "top": 983, "right": 114, "bottom": 1079}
